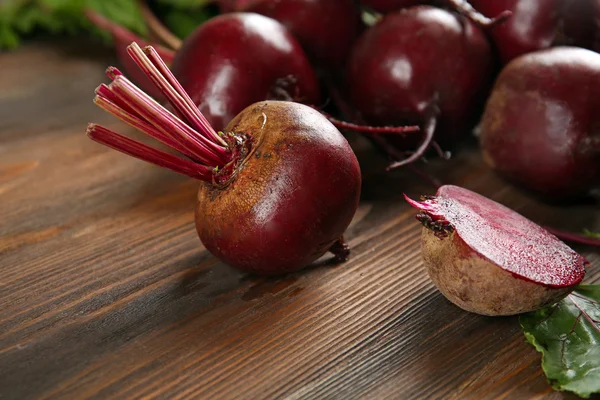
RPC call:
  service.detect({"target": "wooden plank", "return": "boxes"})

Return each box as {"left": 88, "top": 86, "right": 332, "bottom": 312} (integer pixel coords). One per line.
{"left": 0, "top": 40, "right": 598, "bottom": 400}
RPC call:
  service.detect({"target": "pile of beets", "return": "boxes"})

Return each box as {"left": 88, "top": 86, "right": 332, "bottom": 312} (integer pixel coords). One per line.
{"left": 86, "top": 0, "right": 600, "bottom": 278}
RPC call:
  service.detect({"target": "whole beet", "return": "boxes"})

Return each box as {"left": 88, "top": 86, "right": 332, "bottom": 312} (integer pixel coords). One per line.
{"left": 88, "top": 44, "right": 361, "bottom": 276}
{"left": 170, "top": 12, "right": 320, "bottom": 131}
{"left": 241, "top": 0, "right": 362, "bottom": 68}
{"left": 347, "top": 6, "right": 494, "bottom": 147}
{"left": 479, "top": 47, "right": 600, "bottom": 198}
{"left": 196, "top": 101, "right": 361, "bottom": 275}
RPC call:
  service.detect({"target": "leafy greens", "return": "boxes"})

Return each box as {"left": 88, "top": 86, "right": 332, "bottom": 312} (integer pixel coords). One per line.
{"left": 520, "top": 285, "right": 600, "bottom": 398}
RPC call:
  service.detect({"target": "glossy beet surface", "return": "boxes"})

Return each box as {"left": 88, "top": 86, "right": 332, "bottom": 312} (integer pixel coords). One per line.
{"left": 347, "top": 6, "right": 494, "bottom": 143}
{"left": 470, "top": 0, "right": 599, "bottom": 64}
{"left": 407, "top": 185, "right": 587, "bottom": 287}
{"left": 479, "top": 47, "right": 600, "bottom": 198}
{"left": 170, "top": 13, "right": 320, "bottom": 131}
{"left": 243, "top": 0, "right": 362, "bottom": 68}
{"left": 195, "top": 101, "right": 362, "bottom": 275}
{"left": 361, "top": 0, "right": 420, "bottom": 13}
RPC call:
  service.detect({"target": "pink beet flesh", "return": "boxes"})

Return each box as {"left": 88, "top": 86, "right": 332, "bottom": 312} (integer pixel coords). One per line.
{"left": 405, "top": 185, "right": 587, "bottom": 288}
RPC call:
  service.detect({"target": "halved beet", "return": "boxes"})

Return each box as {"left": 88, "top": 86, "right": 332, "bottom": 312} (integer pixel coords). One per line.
{"left": 405, "top": 185, "right": 587, "bottom": 316}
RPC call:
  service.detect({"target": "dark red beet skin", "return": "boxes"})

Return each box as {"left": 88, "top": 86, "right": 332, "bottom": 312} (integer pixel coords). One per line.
{"left": 362, "top": 0, "right": 420, "bottom": 13}
{"left": 196, "top": 102, "right": 362, "bottom": 275}
{"left": 470, "top": 0, "right": 598, "bottom": 64}
{"left": 170, "top": 12, "right": 321, "bottom": 131}
{"left": 479, "top": 47, "right": 600, "bottom": 198}
{"left": 241, "top": 0, "right": 362, "bottom": 68}
{"left": 347, "top": 6, "right": 494, "bottom": 144}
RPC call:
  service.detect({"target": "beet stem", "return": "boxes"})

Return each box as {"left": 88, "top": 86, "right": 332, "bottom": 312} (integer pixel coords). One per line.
{"left": 104, "top": 75, "right": 227, "bottom": 166}
{"left": 137, "top": 0, "right": 183, "bottom": 50}
{"left": 325, "top": 114, "right": 420, "bottom": 134}
{"left": 543, "top": 226, "right": 600, "bottom": 247}
{"left": 84, "top": 10, "right": 175, "bottom": 64}
{"left": 445, "top": 0, "right": 512, "bottom": 29}
{"left": 87, "top": 124, "right": 213, "bottom": 180}
{"left": 323, "top": 76, "right": 443, "bottom": 188}
{"left": 126, "top": 43, "right": 227, "bottom": 150}
{"left": 93, "top": 95, "right": 209, "bottom": 164}
{"left": 403, "top": 193, "right": 437, "bottom": 212}
{"left": 387, "top": 110, "right": 438, "bottom": 170}
{"left": 141, "top": 45, "right": 227, "bottom": 147}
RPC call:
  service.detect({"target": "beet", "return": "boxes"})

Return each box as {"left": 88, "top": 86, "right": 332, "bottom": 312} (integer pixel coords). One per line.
{"left": 470, "top": 0, "right": 599, "bottom": 64}
{"left": 170, "top": 12, "right": 321, "bottom": 131}
{"left": 406, "top": 185, "right": 587, "bottom": 316}
{"left": 239, "top": 0, "right": 362, "bottom": 68}
{"left": 87, "top": 43, "right": 361, "bottom": 275}
{"left": 347, "top": 6, "right": 494, "bottom": 167}
{"left": 479, "top": 47, "right": 600, "bottom": 199}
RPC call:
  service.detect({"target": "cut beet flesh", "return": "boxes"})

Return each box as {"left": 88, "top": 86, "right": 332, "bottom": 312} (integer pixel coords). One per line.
{"left": 406, "top": 185, "right": 587, "bottom": 288}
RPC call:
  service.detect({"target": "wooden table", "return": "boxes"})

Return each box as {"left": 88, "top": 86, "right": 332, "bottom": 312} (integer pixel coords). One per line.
{"left": 1, "top": 40, "right": 598, "bottom": 400}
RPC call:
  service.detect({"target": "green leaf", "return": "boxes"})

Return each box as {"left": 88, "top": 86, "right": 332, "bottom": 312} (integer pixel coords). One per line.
{"left": 162, "top": 7, "right": 212, "bottom": 38}
{"left": 520, "top": 285, "right": 600, "bottom": 398}
{"left": 583, "top": 229, "right": 600, "bottom": 239}
{"left": 155, "top": 0, "right": 212, "bottom": 9}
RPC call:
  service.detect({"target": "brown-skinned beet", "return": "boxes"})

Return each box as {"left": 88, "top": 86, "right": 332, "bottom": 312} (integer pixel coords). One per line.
{"left": 196, "top": 101, "right": 361, "bottom": 275}
{"left": 347, "top": 6, "right": 494, "bottom": 146}
{"left": 170, "top": 13, "right": 321, "bottom": 132}
{"left": 479, "top": 47, "right": 600, "bottom": 199}
{"left": 86, "top": 42, "right": 361, "bottom": 276}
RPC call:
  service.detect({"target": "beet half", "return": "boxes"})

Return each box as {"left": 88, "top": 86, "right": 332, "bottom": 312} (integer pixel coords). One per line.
{"left": 347, "top": 6, "right": 494, "bottom": 167}
{"left": 87, "top": 43, "right": 361, "bottom": 275}
{"left": 170, "top": 12, "right": 321, "bottom": 132}
{"left": 479, "top": 47, "right": 600, "bottom": 199}
{"left": 406, "top": 185, "right": 587, "bottom": 316}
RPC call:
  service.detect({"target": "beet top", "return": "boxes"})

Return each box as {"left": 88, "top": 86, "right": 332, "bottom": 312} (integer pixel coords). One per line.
{"left": 406, "top": 185, "right": 587, "bottom": 288}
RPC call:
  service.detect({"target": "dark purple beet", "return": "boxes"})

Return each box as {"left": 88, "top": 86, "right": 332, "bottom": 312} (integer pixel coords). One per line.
{"left": 170, "top": 12, "right": 321, "bottom": 131}
{"left": 347, "top": 6, "right": 494, "bottom": 164}
{"left": 240, "top": 0, "right": 362, "bottom": 68}
{"left": 406, "top": 185, "right": 587, "bottom": 315}
{"left": 479, "top": 47, "right": 600, "bottom": 199}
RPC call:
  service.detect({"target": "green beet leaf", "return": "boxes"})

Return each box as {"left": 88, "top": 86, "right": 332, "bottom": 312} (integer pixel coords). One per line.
{"left": 583, "top": 229, "right": 600, "bottom": 239}
{"left": 520, "top": 285, "right": 600, "bottom": 398}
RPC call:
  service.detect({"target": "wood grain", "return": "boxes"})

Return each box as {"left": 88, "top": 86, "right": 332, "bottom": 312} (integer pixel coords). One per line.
{"left": 0, "top": 40, "right": 598, "bottom": 400}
